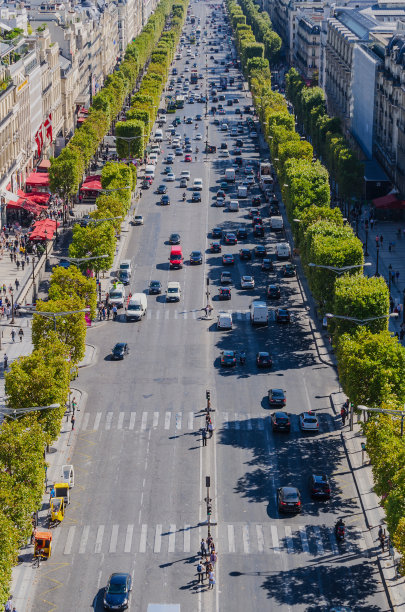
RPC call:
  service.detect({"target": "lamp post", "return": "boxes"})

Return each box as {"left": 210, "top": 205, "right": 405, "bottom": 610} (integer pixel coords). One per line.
{"left": 389, "top": 264, "right": 393, "bottom": 294}
{"left": 365, "top": 228, "right": 369, "bottom": 256}
{"left": 358, "top": 404, "right": 405, "bottom": 437}
{"left": 10, "top": 289, "right": 14, "bottom": 324}
{"left": 0, "top": 403, "right": 61, "bottom": 421}
{"left": 326, "top": 312, "right": 398, "bottom": 325}
{"left": 22, "top": 307, "right": 91, "bottom": 332}
{"left": 403, "top": 288, "right": 405, "bottom": 325}
{"left": 44, "top": 228, "right": 48, "bottom": 261}
{"left": 375, "top": 242, "right": 380, "bottom": 277}
{"left": 308, "top": 262, "right": 372, "bottom": 275}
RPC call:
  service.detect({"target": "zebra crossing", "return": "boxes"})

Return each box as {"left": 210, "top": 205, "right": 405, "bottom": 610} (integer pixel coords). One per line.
{"left": 79, "top": 411, "right": 338, "bottom": 434}
{"left": 55, "top": 521, "right": 368, "bottom": 558}
{"left": 141, "top": 308, "right": 251, "bottom": 321}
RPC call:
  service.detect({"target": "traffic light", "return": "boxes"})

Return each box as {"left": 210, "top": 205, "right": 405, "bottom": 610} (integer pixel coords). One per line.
{"left": 207, "top": 502, "right": 212, "bottom": 516}
{"left": 206, "top": 390, "right": 210, "bottom": 401}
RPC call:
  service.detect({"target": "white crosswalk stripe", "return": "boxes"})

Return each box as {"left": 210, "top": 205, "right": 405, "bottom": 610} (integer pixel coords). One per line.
{"left": 56, "top": 522, "right": 368, "bottom": 557}
{"left": 134, "top": 309, "right": 252, "bottom": 321}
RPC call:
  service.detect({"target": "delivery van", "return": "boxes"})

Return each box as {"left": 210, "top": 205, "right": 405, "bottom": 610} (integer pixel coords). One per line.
{"left": 270, "top": 216, "right": 284, "bottom": 232}
{"left": 228, "top": 199, "right": 239, "bottom": 211}
{"left": 109, "top": 283, "right": 126, "bottom": 309}
{"left": 155, "top": 129, "right": 163, "bottom": 142}
{"left": 126, "top": 293, "right": 147, "bottom": 321}
{"left": 250, "top": 301, "right": 268, "bottom": 326}
{"left": 225, "top": 168, "right": 235, "bottom": 182}
{"left": 237, "top": 185, "right": 248, "bottom": 199}
{"left": 276, "top": 242, "right": 291, "bottom": 260}
{"left": 169, "top": 246, "right": 183, "bottom": 269}
{"left": 145, "top": 165, "right": 155, "bottom": 180}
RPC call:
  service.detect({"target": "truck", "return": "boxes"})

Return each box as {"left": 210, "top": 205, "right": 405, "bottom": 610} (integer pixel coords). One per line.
{"left": 109, "top": 283, "right": 125, "bottom": 309}
{"left": 219, "top": 76, "right": 228, "bottom": 91}
{"left": 276, "top": 242, "right": 291, "bottom": 260}
{"left": 237, "top": 185, "right": 248, "bottom": 199}
{"left": 169, "top": 246, "right": 183, "bottom": 269}
{"left": 191, "top": 70, "right": 198, "bottom": 84}
{"left": 225, "top": 168, "right": 235, "bottom": 182}
{"left": 259, "top": 162, "right": 274, "bottom": 193}
{"left": 250, "top": 301, "right": 268, "bottom": 326}
{"left": 270, "top": 216, "right": 284, "bottom": 232}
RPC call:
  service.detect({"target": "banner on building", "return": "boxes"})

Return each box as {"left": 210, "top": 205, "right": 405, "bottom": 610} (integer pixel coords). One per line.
{"left": 34, "top": 113, "right": 53, "bottom": 157}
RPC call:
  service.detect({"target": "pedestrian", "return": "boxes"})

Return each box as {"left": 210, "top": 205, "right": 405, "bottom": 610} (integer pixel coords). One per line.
{"left": 102, "top": 307, "right": 106, "bottom": 320}
{"left": 49, "top": 485, "right": 55, "bottom": 500}
{"left": 205, "top": 561, "right": 213, "bottom": 579}
{"left": 208, "top": 421, "right": 214, "bottom": 438}
{"left": 200, "top": 538, "right": 208, "bottom": 557}
{"left": 340, "top": 406, "right": 346, "bottom": 426}
{"left": 71, "top": 415, "right": 75, "bottom": 430}
{"left": 400, "top": 328, "right": 405, "bottom": 341}
{"left": 208, "top": 570, "right": 216, "bottom": 589}
{"left": 378, "top": 526, "right": 385, "bottom": 552}
{"left": 18, "top": 327, "right": 23, "bottom": 342}
{"left": 16, "top": 259, "right": 20, "bottom": 270}
{"left": 380, "top": 234, "right": 384, "bottom": 247}
{"left": 370, "top": 218, "right": 374, "bottom": 230}
{"left": 202, "top": 428, "right": 207, "bottom": 446}
{"left": 72, "top": 397, "right": 78, "bottom": 413}
{"left": 206, "top": 414, "right": 211, "bottom": 430}
{"left": 10, "top": 329, "right": 15, "bottom": 342}
{"left": 210, "top": 550, "right": 217, "bottom": 565}
{"left": 4, "top": 596, "right": 12, "bottom": 612}
{"left": 3, "top": 353, "right": 7, "bottom": 370}
{"left": 396, "top": 271, "right": 400, "bottom": 283}
{"left": 21, "top": 260, "right": 24, "bottom": 271}
{"left": 196, "top": 561, "right": 204, "bottom": 583}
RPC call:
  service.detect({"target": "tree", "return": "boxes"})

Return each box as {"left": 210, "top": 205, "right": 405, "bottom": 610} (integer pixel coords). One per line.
{"left": 116, "top": 120, "right": 144, "bottom": 160}
{"left": 48, "top": 266, "right": 97, "bottom": 319}
{"left": 69, "top": 222, "right": 115, "bottom": 274}
{"left": 49, "top": 150, "right": 83, "bottom": 202}
{"left": 0, "top": 510, "right": 19, "bottom": 606}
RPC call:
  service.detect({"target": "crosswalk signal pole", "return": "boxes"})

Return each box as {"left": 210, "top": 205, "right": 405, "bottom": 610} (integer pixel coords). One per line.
{"left": 206, "top": 389, "right": 211, "bottom": 412}
{"left": 205, "top": 476, "right": 212, "bottom": 537}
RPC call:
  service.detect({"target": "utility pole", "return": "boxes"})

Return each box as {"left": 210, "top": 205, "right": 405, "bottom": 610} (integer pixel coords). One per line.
{"left": 205, "top": 476, "right": 212, "bottom": 537}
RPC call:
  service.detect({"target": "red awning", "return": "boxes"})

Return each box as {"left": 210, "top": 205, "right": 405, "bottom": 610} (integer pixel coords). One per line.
{"left": 7, "top": 200, "right": 47, "bottom": 216}
{"left": 80, "top": 175, "right": 102, "bottom": 192}
{"left": 17, "top": 190, "right": 50, "bottom": 205}
{"left": 29, "top": 218, "right": 59, "bottom": 241}
{"left": 25, "top": 172, "right": 50, "bottom": 188}
{"left": 37, "top": 159, "right": 51, "bottom": 172}
{"left": 372, "top": 194, "right": 405, "bottom": 209}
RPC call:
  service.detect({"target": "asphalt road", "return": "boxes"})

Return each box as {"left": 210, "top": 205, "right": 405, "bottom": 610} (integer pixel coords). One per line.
{"left": 29, "top": 2, "right": 391, "bottom": 611}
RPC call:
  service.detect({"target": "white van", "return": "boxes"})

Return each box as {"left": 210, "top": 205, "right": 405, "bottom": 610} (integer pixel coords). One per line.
{"left": 193, "top": 178, "right": 203, "bottom": 191}
{"left": 145, "top": 165, "right": 155, "bottom": 180}
{"left": 270, "top": 216, "right": 284, "bottom": 232}
{"left": 237, "top": 185, "right": 248, "bottom": 199}
{"left": 126, "top": 293, "right": 147, "bottom": 321}
{"left": 250, "top": 301, "right": 268, "bottom": 326}
{"left": 119, "top": 260, "right": 132, "bottom": 277}
{"left": 225, "top": 168, "right": 235, "bottom": 182}
{"left": 228, "top": 199, "right": 239, "bottom": 212}
{"left": 148, "top": 153, "right": 158, "bottom": 165}
{"left": 109, "top": 283, "right": 126, "bottom": 309}
{"left": 155, "top": 129, "right": 163, "bottom": 142}
{"left": 276, "top": 242, "right": 291, "bottom": 260}
{"left": 166, "top": 281, "right": 181, "bottom": 302}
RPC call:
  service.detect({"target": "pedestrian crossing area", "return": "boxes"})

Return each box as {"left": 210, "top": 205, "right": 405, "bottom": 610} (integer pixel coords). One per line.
{"left": 54, "top": 522, "right": 368, "bottom": 558}
{"left": 139, "top": 308, "right": 251, "bottom": 321}
{"left": 78, "top": 411, "right": 338, "bottom": 434}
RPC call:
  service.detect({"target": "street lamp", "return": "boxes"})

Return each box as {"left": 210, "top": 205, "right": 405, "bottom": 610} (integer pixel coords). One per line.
{"left": 358, "top": 404, "right": 405, "bottom": 437}
{"left": 388, "top": 264, "right": 393, "bottom": 294}
{"left": 308, "top": 262, "right": 372, "bottom": 275}
{"left": 0, "top": 403, "right": 60, "bottom": 421}
{"left": 365, "top": 227, "right": 369, "bottom": 256}
{"left": 325, "top": 312, "right": 398, "bottom": 325}
{"left": 55, "top": 254, "right": 109, "bottom": 266}
{"left": 375, "top": 242, "right": 380, "bottom": 277}
{"left": 21, "top": 307, "right": 90, "bottom": 331}
{"left": 403, "top": 288, "right": 405, "bottom": 325}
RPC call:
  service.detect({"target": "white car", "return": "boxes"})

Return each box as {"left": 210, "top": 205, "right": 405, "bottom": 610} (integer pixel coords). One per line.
{"left": 180, "top": 170, "right": 191, "bottom": 180}
{"left": 219, "top": 150, "right": 230, "bottom": 158}
{"left": 245, "top": 175, "right": 255, "bottom": 185}
{"left": 217, "top": 312, "right": 233, "bottom": 330}
{"left": 149, "top": 153, "right": 158, "bottom": 164}
{"left": 299, "top": 411, "right": 319, "bottom": 432}
{"left": 195, "top": 133, "right": 202, "bottom": 140}
{"left": 241, "top": 275, "right": 255, "bottom": 289}
{"left": 221, "top": 123, "right": 228, "bottom": 131}
{"left": 166, "top": 172, "right": 175, "bottom": 181}
{"left": 215, "top": 197, "right": 225, "bottom": 207}
{"left": 133, "top": 215, "right": 144, "bottom": 225}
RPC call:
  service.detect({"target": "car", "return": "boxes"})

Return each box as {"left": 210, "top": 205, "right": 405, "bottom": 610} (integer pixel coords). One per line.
{"left": 190, "top": 250, "right": 203, "bottom": 265}
{"left": 220, "top": 271, "right": 232, "bottom": 284}
{"left": 212, "top": 227, "right": 222, "bottom": 239}
{"left": 156, "top": 184, "right": 167, "bottom": 194}
{"left": 160, "top": 195, "right": 170, "bottom": 206}
{"left": 216, "top": 190, "right": 226, "bottom": 200}
{"left": 141, "top": 179, "right": 151, "bottom": 189}
{"left": 271, "top": 411, "right": 290, "bottom": 432}
{"left": 149, "top": 280, "right": 162, "bottom": 294}
{"left": 185, "top": 117, "right": 193, "bottom": 124}
{"left": 283, "top": 263, "right": 296, "bottom": 277}
{"left": 241, "top": 275, "right": 255, "bottom": 289}
{"left": 218, "top": 287, "right": 231, "bottom": 300}
{"left": 184, "top": 154, "right": 193, "bottom": 162}
{"left": 276, "top": 308, "right": 290, "bottom": 323}
{"left": 169, "top": 233, "right": 181, "bottom": 245}
{"left": 309, "top": 474, "right": 331, "bottom": 499}
{"left": 166, "top": 281, "right": 181, "bottom": 302}
{"left": 215, "top": 197, "right": 225, "bottom": 207}
{"left": 104, "top": 572, "right": 132, "bottom": 610}
{"left": 184, "top": 145, "right": 193, "bottom": 153}
{"left": 180, "top": 170, "right": 191, "bottom": 180}
{"left": 266, "top": 285, "right": 280, "bottom": 300}
{"left": 277, "top": 486, "right": 302, "bottom": 513}
{"left": 192, "top": 192, "right": 202, "bottom": 202}
{"left": 237, "top": 227, "right": 248, "bottom": 240}
{"left": 220, "top": 350, "right": 237, "bottom": 367}
{"left": 222, "top": 253, "right": 235, "bottom": 265}
{"left": 224, "top": 233, "right": 237, "bottom": 245}
{"left": 231, "top": 148, "right": 242, "bottom": 156}
{"left": 219, "top": 150, "right": 230, "bottom": 158}
{"left": 254, "top": 245, "right": 267, "bottom": 258}
{"left": 195, "top": 114, "right": 203, "bottom": 121}
{"left": 111, "top": 343, "right": 129, "bottom": 361}
{"left": 165, "top": 155, "right": 174, "bottom": 164}
{"left": 261, "top": 258, "right": 273, "bottom": 272}
{"left": 180, "top": 178, "right": 188, "bottom": 188}
{"left": 253, "top": 225, "right": 264, "bottom": 237}
{"left": 196, "top": 133, "right": 203, "bottom": 140}
{"left": 166, "top": 172, "right": 175, "bottom": 181}
{"left": 184, "top": 136, "right": 191, "bottom": 145}
{"left": 118, "top": 270, "right": 130, "bottom": 285}
{"left": 175, "top": 147, "right": 183, "bottom": 156}
{"left": 300, "top": 411, "right": 319, "bottom": 432}
{"left": 210, "top": 242, "right": 221, "bottom": 253}
{"left": 239, "top": 248, "right": 251, "bottom": 261}
{"left": 217, "top": 312, "right": 233, "bottom": 330}
{"left": 256, "top": 351, "right": 272, "bottom": 368}
{"left": 268, "top": 388, "right": 287, "bottom": 406}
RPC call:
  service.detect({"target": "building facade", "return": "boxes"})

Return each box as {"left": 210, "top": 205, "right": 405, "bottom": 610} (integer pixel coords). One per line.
{"left": 294, "top": 13, "right": 321, "bottom": 82}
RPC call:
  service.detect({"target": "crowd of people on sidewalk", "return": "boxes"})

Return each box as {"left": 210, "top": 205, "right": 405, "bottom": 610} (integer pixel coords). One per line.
{"left": 197, "top": 536, "right": 218, "bottom": 589}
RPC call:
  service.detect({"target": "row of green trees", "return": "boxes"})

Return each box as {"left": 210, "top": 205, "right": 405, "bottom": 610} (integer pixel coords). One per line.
{"left": 0, "top": 2, "right": 188, "bottom": 604}
{"left": 227, "top": 0, "right": 405, "bottom": 572}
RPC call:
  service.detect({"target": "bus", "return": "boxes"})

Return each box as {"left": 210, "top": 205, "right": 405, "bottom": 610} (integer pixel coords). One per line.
{"left": 175, "top": 95, "right": 185, "bottom": 109}
{"left": 166, "top": 97, "right": 176, "bottom": 113}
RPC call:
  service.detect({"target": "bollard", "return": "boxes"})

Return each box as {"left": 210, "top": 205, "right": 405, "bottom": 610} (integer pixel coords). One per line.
{"left": 361, "top": 442, "right": 366, "bottom": 464}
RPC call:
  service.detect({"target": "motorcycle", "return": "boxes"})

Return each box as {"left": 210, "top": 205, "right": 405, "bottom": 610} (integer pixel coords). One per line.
{"left": 182, "top": 193, "right": 186, "bottom": 201}
{"left": 239, "top": 352, "right": 246, "bottom": 365}
{"left": 335, "top": 521, "right": 345, "bottom": 541}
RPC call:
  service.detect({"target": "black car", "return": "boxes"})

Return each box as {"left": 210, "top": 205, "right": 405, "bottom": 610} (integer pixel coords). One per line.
{"left": 271, "top": 411, "right": 290, "bottom": 432}
{"left": 254, "top": 245, "right": 267, "bottom": 257}
{"left": 224, "top": 233, "right": 237, "bottom": 245}
{"left": 210, "top": 242, "right": 221, "bottom": 253}
{"left": 118, "top": 270, "right": 130, "bottom": 285}
{"left": 212, "top": 227, "right": 222, "bottom": 239}
{"left": 239, "top": 248, "right": 252, "bottom": 260}
{"left": 169, "top": 233, "right": 181, "bottom": 245}
{"left": 256, "top": 351, "right": 272, "bottom": 368}
{"left": 218, "top": 287, "right": 231, "bottom": 300}
{"left": 283, "top": 263, "right": 296, "bottom": 277}
{"left": 267, "top": 284, "right": 281, "bottom": 300}
{"left": 192, "top": 192, "right": 202, "bottom": 202}
{"left": 237, "top": 227, "right": 248, "bottom": 240}
{"left": 268, "top": 388, "right": 286, "bottom": 406}
{"left": 252, "top": 196, "right": 261, "bottom": 206}
{"left": 254, "top": 225, "right": 264, "bottom": 237}
{"left": 261, "top": 258, "right": 274, "bottom": 271}
{"left": 220, "top": 350, "right": 237, "bottom": 367}
{"left": 104, "top": 572, "right": 132, "bottom": 610}
{"left": 276, "top": 308, "right": 291, "bottom": 323}
{"left": 161, "top": 195, "right": 170, "bottom": 206}
{"left": 190, "top": 250, "right": 203, "bottom": 265}
{"left": 309, "top": 474, "right": 331, "bottom": 499}
{"left": 149, "top": 280, "right": 162, "bottom": 294}
{"left": 111, "top": 343, "right": 129, "bottom": 360}
{"left": 277, "top": 486, "right": 302, "bottom": 513}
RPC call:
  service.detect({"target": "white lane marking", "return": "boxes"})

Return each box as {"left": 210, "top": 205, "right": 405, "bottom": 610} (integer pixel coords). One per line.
{"left": 174, "top": 310, "right": 178, "bottom": 320}
{"left": 139, "top": 524, "right": 147, "bottom": 553}
{"left": 165, "top": 412, "right": 171, "bottom": 429}
{"left": 141, "top": 412, "right": 148, "bottom": 431}
{"left": 313, "top": 526, "right": 324, "bottom": 555}
{"left": 117, "top": 412, "right": 124, "bottom": 430}
{"left": 246, "top": 413, "right": 252, "bottom": 430}
{"left": 168, "top": 524, "right": 176, "bottom": 553}
{"left": 94, "top": 525, "right": 104, "bottom": 553}
{"left": 243, "top": 525, "right": 250, "bottom": 553}
{"left": 156, "top": 310, "right": 160, "bottom": 320}
{"left": 299, "top": 526, "right": 309, "bottom": 553}
{"left": 192, "top": 310, "right": 197, "bottom": 319}
{"left": 64, "top": 526, "right": 75, "bottom": 555}
{"left": 223, "top": 412, "right": 229, "bottom": 428}
{"left": 271, "top": 525, "right": 280, "bottom": 554}
{"left": 109, "top": 524, "right": 119, "bottom": 553}
{"left": 188, "top": 411, "right": 194, "bottom": 429}
{"left": 184, "top": 525, "right": 191, "bottom": 552}
{"left": 79, "top": 526, "right": 89, "bottom": 554}
{"left": 228, "top": 524, "right": 235, "bottom": 553}
{"left": 82, "top": 413, "right": 90, "bottom": 431}
{"left": 105, "top": 411, "right": 113, "bottom": 430}
{"left": 256, "top": 525, "right": 264, "bottom": 553}
{"left": 176, "top": 412, "right": 182, "bottom": 430}
{"left": 154, "top": 524, "right": 162, "bottom": 553}
{"left": 93, "top": 412, "right": 102, "bottom": 431}
{"left": 147, "top": 310, "right": 152, "bottom": 320}
{"left": 183, "top": 311, "right": 188, "bottom": 320}
{"left": 165, "top": 310, "right": 170, "bottom": 320}
{"left": 129, "top": 412, "right": 136, "bottom": 430}
{"left": 124, "top": 525, "right": 133, "bottom": 553}
{"left": 153, "top": 412, "right": 159, "bottom": 427}
{"left": 234, "top": 413, "right": 240, "bottom": 430}
{"left": 285, "top": 526, "right": 294, "bottom": 554}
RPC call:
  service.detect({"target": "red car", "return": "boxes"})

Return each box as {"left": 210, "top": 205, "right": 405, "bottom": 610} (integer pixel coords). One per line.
{"left": 184, "top": 154, "right": 192, "bottom": 162}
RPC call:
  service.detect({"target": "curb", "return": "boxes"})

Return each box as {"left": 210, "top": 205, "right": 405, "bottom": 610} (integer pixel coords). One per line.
{"left": 78, "top": 343, "right": 97, "bottom": 369}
